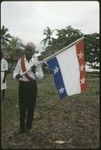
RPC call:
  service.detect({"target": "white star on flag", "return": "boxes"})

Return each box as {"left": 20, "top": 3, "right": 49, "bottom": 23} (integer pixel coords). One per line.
{"left": 53, "top": 66, "right": 60, "bottom": 74}
{"left": 58, "top": 87, "right": 65, "bottom": 94}
{"left": 80, "top": 77, "right": 86, "bottom": 84}
{"left": 80, "top": 64, "right": 85, "bottom": 71}
{"left": 78, "top": 52, "right": 84, "bottom": 59}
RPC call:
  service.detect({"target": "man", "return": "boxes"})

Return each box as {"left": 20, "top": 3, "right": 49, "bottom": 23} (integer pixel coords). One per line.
{"left": 13, "top": 42, "right": 44, "bottom": 134}
{"left": 1, "top": 51, "right": 8, "bottom": 100}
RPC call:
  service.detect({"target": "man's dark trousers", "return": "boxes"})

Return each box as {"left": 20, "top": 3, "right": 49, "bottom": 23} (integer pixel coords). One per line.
{"left": 19, "top": 80, "right": 37, "bottom": 131}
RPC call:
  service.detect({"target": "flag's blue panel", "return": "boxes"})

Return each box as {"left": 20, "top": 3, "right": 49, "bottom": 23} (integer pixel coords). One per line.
{"left": 47, "top": 57, "right": 68, "bottom": 99}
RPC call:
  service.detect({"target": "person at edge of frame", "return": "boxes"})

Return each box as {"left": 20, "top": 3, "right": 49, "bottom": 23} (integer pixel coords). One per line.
{"left": 1, "top": 51, "right": 8, "bottom": 100}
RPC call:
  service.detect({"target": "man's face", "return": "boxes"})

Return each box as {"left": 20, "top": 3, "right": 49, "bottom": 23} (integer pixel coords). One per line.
{"left": 25, "top": 49, "right": 35, "bottom": 59}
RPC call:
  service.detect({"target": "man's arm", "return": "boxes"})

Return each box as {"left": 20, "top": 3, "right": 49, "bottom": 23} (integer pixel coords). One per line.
{"left": 2, "top": 70, "right": 8, "bottom": 83}
{"left": 13, "top": 60, "right": 22, "bottom": 80}
{"left": 3, "top": 60, "right": 8, "bottom": 83}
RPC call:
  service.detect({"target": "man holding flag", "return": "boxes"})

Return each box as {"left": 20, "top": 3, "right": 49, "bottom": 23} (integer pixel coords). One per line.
{"left": 20, "top": 37, "right": 87, "bottom": 100}
{"left": 13, "top": 37, "right": 87, "bottom": 135}
{"left": 13, "top": 42, "right": 44, "bottom": 135}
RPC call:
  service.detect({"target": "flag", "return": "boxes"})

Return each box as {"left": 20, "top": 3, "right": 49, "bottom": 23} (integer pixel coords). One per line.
{"left": 46, "top": 39, "right": 87, "bottom": 99}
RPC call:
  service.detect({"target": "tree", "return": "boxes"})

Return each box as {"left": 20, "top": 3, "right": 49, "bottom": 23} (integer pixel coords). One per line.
{"left": 41, "top": 27, "right": 54, "bottom": 46}
{"left": 41, "top": 25, "right": 83, "bottom": 59}
{"left": 41, "top": 26, "right": 100, "bottom": 71}
{"left": 1, "top": 25, "right": 12, "bottom": 49}
{"left": 84, "top": 33, "right": 100, "bottom": 69}
{"left": 6, "top": 37, "right": 23, "bottom": 60}
{"left": 5, "top": 37, "right": 24, "bottom": 72}
{"left": 55, "top": 25, "right": 83, "bottom": 49}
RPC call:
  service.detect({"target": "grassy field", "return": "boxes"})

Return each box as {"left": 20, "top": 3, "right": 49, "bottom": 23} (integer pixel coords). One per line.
{"left": 1, "top": 73, "right": 100, "bottom": 149}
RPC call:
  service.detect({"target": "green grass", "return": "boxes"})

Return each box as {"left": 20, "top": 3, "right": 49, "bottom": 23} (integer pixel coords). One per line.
{"left": 1, "top": 73, "right": 100, "bottom": 149}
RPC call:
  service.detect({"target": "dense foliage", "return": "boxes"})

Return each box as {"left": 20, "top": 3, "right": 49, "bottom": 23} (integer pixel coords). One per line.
{"left": 1, "top": 25, "right": 100, "bottom": 71}
{"left": 40, "top": 26, "right": 100, "bottom": 70}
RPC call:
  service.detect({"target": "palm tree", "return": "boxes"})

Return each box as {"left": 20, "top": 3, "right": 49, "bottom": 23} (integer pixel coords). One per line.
{"left": 6, "top": 37, "right": 24, "bottom": 72}
{"left": 1, "top": 25, "right": 12, "bottom": 48}
{"left": 41, "top": 27, "right": 54, "bottom": 46}
{"left": 7, "top": 37, "right": 24, "bottom": 60}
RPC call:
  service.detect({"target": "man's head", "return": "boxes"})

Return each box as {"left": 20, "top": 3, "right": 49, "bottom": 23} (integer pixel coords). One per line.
{"left": 25, "top": 42, "right": 36, "bottom": 60}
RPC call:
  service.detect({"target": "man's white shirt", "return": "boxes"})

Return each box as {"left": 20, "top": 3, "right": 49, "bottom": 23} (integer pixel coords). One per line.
{"left": 13, "top": 56, "right": 44, "bottom": 81}
{"left": 1, "top": 58, "right": 8, "bottom": 90}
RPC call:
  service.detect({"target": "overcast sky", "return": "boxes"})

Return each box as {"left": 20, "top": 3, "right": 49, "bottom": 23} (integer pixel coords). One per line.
{"left": 1, "top": 1, "right": 99, "bottom": 48}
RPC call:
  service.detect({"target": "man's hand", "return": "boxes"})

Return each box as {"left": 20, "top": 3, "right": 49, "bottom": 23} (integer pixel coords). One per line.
{"left": 31, "top": 65, "right": 36, "bottom": 73}
{"left": 16, "top": 74, "right": 22, "bottom": 80}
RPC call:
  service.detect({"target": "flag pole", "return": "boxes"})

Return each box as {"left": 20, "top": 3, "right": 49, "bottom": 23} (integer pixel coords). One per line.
{"left": 21, "top": 37, "right": 84, "bottom": 76}
{"left": 40, "top": 37, "right": 84, "bottom": 63}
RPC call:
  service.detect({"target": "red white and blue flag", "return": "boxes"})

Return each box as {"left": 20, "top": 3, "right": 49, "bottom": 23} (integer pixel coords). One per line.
{"left": 46, "top": 39, "right": 87, "bottom": 99}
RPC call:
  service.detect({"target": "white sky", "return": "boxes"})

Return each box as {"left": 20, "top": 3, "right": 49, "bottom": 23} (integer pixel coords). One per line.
{"left": 1, "top": 1, "right": 99, "bottom": 47}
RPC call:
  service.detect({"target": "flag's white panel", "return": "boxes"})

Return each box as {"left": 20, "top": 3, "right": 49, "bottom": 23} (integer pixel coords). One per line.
{"left": 46, "top": 39, "right": 87, "bottom": 99}
{"left": 57, "top": 45, "right": 81, "bottom": 95}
